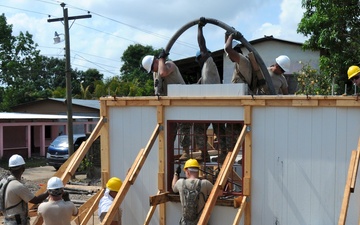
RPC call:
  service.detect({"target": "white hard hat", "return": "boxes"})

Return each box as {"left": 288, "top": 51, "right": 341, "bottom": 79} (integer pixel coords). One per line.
{"left": 47, "top": 177, "right": 64, "bottom": 190}
{"left": 8, "top": 154, "right": 25, "bottom": 167}
{"left": 275, "top": 55, "right": 291, "bottom": 72}
{"left": 142, "top": 55, "right": 155, "bottom": 73}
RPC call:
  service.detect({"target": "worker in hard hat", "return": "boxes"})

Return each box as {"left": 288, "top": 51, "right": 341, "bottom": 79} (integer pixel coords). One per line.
{"left": 223, "top": 33, "right": 253, "bottom": 163}
{"left": 3, "top": 154, "right": 49, "bottom": 225}
{"left": 142, "top": 50, "right": 191, "bottom": 162}
{"left": 98, "top": 177, "right": 123, "bottom": 224}
{"left": 193, "top": 17, "right": 226, "bottom": 162}
{"left": 172, "top": 159, "right": 213, "bottom": 224}
{"left": 38, "top": 177, "right": 78, "bottom": 225}
{"left": 224, "top": 33, "right": 253, "bottom": 88}
{"left": 269, "top": 55, "right": 291, "bottom": 95}
{"left": 141, "top": 50, "right": 185, "bottom": 96}
{"left": 348, "top": 65, "right": 360, "bottom": 87}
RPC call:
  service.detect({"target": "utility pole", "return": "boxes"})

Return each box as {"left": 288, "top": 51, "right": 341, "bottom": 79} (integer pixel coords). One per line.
{"left": 48, "top": 3, "right": 91, "bottom": 157}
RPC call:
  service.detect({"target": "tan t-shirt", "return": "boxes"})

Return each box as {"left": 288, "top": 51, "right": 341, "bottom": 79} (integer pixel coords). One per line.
{"left": 268, "top": 68, "right": 288, "bottom": 94}
{"left": 153, "top": 61, "right": 185, "bottom": 96}
{"left": 201, "top": 57, "right": 221, "bottom": 84}
{"left": 231, "top": 53, "right": 252, "bottom": 85}
{"left": 38, "top": 199, "right": 78, "bottom": 225}
{"left": 5, "top": 176, "right": 34, "bottom": 217}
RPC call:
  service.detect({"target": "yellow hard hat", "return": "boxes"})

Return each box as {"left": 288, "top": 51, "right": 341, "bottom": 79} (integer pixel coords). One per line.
{"left": 106, "top": 177, "right": 122, "bottom": 192}
{"left": 348, "top": 65, "right": 360, "bottom": 80}
{"left": 184, "top": 158, "right": 200, "bottom": 171}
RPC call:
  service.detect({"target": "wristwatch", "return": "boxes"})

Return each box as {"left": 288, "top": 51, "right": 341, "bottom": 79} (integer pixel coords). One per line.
{"left": 174, "top": 173, "right": 179, "bottom": 176}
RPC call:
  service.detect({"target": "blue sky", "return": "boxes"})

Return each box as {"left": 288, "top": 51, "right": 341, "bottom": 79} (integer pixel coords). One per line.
{"left": 1, "top": 0, "right": 307, "bottom": 79}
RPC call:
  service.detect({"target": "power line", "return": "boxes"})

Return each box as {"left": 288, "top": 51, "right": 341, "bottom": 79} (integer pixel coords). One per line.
{"left": 63, "top": 2, "right": 197, "bottom": 49}
{"left": 1, "top": 1, "right": 197, "bottom": 78}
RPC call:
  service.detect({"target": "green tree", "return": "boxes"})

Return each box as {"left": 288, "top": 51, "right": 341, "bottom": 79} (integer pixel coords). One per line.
{"left": 120, "top": 44, "right": 160, "bottom": 96}
{"left": 0, "top": 14, "right": 56, "bottom": 109}
{"left": 297, "top": 1, "right": 360, "bottom": 94}
{"left": 79, "top": 68, "right": 104, "bottom": 94}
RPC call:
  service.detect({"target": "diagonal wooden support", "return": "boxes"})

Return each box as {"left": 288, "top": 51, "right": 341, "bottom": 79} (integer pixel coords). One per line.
{"left": 144, "top": 191, "right": 165, "bottom": 225}
{"left": 198, "top": 125, "right": 247, "bottom": 224}
{"left": 350, "top": 138, "right": 360, "bottom": 192}
{"left": 77, "top": 188, "right": 105, "bottom": 225}
{"left": 233, "top": 196, "right": 247, "bottom": 225}
{"left": 101, "top": 124, "right": 160, "bottom": 225}
{"left": 31, "top": 117, "right": 105, "bottom": 225}
{"left": 338, "top": 150, "right": 358, "bottom": 225}
{"left": 60, "top": 117, "right": 104, "bottom": 182}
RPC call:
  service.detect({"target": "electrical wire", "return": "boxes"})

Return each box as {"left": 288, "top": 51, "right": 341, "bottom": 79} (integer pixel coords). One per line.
{"left": 0, "top": 1, "right": 198, "bottom": 77}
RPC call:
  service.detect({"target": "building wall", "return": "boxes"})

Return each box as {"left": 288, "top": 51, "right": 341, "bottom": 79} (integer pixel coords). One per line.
{"left": 108, "top": 106, "right": 160, "bottom": 225}
{"left": 102, "top": 93, "right": 360, "bottom": 225}
{"left": 251, "top": 106, "right": 360, "bottom": 225}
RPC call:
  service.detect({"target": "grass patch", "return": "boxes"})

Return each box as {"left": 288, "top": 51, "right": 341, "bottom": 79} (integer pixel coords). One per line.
{"left": 0, "top": 157, "right": 47, "bottom": 169}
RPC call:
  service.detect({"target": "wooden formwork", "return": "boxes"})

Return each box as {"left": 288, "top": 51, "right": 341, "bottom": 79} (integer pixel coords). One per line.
{"left": 30, "top": 95, "right": 360, "bottom": 225}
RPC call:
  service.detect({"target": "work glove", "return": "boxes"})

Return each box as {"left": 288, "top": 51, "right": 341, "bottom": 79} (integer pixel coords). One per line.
{"left": 158, "top": 49, "right": 169, "bottom": 59}
{"left": 62, "top": 191, "right": 70, "bottom": 201}
{"left": 233, "top": 31, "right": 242, "bottom": 40}
{"left": 198, "top": 17, "right": 206, "bottom": 27}
{"left": 176, "top": 165, "right": 181, "bottom": 176}
{"left": 225, "top": 30, "right": 233, "bottom": 37}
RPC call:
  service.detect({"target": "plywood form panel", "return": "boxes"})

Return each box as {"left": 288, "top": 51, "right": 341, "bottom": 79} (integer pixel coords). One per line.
{"left": 251, "top": 107, "right": 360, "bottom": 225}
{"left": 108, "top": 107, "right": 160, "bottom": 225}
{"left": 165, "top": 106, "right": 244, "bottom": 121}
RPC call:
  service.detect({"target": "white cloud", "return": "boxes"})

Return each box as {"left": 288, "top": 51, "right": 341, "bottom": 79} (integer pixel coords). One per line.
{"left": 1, "top": 0, "right": 307, "bottom": 78}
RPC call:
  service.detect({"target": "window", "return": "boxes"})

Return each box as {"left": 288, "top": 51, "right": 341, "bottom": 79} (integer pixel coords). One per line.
{"left": 167, "top": 120, "right": 244, "bottom": 201}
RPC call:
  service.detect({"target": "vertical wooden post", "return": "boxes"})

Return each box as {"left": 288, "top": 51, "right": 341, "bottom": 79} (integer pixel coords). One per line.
{"left": 157, "top": 105, "right": 166, "bottom": 224}
{"left": 244, "top": 106, "right": 252, "bottom": 225}
{"left": 100, "top": 100, "right": 110, "bottom": 188}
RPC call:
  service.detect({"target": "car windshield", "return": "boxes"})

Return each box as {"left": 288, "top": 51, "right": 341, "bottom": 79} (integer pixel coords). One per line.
{"left": 51, "top": 136, "right": 69, "bottom": 148}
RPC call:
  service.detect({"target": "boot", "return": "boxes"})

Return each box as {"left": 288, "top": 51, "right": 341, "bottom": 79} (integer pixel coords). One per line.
{"left": 179, "top": 148, "right": 190, "bottom": 161}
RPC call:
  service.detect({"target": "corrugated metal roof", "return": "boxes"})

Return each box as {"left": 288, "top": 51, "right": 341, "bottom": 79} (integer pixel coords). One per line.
{"left": 49, "top": 98, "right": 100, "bottom": 110}
{"left": 0, "top": 112, "right": 98, "bottom": 120}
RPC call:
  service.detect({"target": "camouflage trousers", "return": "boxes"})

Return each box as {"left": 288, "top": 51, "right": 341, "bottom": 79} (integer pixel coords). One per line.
{"left": 193, "top": 123, "right": 226, "bottom": 151}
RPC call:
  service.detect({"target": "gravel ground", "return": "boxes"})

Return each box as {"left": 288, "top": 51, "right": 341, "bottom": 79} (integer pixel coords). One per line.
{"left": 0, "top": 167, "right": 101, "bottom": 202}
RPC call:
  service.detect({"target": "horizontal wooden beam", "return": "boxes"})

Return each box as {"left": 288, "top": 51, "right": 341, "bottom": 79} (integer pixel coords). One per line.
{"left": 149, "top": 192, "right": 170, "bottom": 206}
{"left": 99, "top": 96, "right": 360, "bottom": 108}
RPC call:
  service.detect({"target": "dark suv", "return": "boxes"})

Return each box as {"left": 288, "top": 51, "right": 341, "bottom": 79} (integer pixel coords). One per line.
{"left": 46, "top": 134, "right": 86, "bottom": 170}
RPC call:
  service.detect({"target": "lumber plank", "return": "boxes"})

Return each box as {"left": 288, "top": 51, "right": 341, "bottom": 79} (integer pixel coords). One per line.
{"left": 351, "top": 138, "right": 360, "bottom": 192}
{"left": 338, "top": 150, "right": 357, "bottom": 225}
{"left": 233, "top": 196, "right": 247, "bottom": 225}
{"left": 149, "top": 192, "right": 170, "bottom": 206}
{"left": 77, "top": 189, "right": 105, "bottom": 225}
{"left": 30, "top": 118, "right": 104, "bottom": 225}
{"left": 144, "top": 191, "right": 161, "bottom": 225}
{"left": 101, "top": 124, "right": 160, "bottom": 225}
{"left": 198, "top": 125, "right": 247, "bottom": 224}
{"left": 351, "top": 150, "right": 360, "bottom": 192}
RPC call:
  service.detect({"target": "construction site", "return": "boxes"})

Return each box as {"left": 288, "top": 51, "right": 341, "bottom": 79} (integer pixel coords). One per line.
{"left": 27, "top": 18, "right": 360, "bottom": 225}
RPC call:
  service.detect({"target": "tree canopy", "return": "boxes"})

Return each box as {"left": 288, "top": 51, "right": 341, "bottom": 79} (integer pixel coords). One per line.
{"left": 0, "top": 14, "right": 159, "bottom": 111}
{"left": 297, "top": 0, "right": 360, "bottom": 94}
